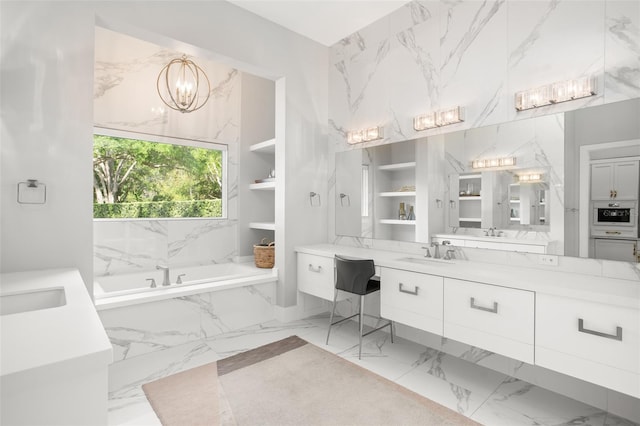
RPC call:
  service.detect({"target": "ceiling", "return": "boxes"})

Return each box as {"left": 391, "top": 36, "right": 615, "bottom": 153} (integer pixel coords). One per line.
{"left": 226, "top": 0, "right": 411, "bottom": 46}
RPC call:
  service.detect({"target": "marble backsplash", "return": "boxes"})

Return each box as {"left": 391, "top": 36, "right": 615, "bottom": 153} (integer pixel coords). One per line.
{"left": 93, "top": 218, "right": 238, "bottom": 277}
{"left": 333, "top": 235, "right": 640, "bottom": 282}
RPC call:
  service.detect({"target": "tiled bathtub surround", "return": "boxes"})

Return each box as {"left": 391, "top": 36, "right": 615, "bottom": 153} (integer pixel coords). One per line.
{"left": 93, "top": 218, "right": 238, "bottom": 276}
{"left": 98, "top": 282, "right": 275, "bottom": 362}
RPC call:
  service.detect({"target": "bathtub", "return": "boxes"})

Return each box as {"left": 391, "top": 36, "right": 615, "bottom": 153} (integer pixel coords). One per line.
{"left": 94, "top": 262, "right": 277, "bottom": 311}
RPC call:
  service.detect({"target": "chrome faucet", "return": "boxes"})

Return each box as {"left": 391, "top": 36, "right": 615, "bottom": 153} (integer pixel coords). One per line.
{"left": 431, "top": 242, "right": 441, "bottom": 259}
{"left": 421, "top": 246, "right": 432, "bottom": 258}
{"left": 485, "top": 227, "right": 496, "bottom": 237}
{"left": 444, "top": 249, "right": 456, "bottom": 260}
{"left": 156, "top": 265, "right": 171, "bottom": 286}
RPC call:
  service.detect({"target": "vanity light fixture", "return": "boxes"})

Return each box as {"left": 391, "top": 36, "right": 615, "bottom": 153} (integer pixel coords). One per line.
{"left": 471, "top": 157, "right": 516, "bottom": 169}
{"left": 347, "top": 126, "right": 384, "bottom": 144}
{"left": 157, "top": 55, "right": 211, "bottom": 113}
{"left": 414, "top": 106, "right": 464, "bottom": 131}
{"left": 515, "top": 76, "right": 596, "bottom": 111}
{"left": 518, "top": 173, "right": 543, "bottom": 183}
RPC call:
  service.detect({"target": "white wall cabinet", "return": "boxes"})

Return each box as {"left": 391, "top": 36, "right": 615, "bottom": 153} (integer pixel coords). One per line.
{"left": 443, "top": 278, "right": 535, "bottom": 363}
{"left": 536, "top": 293, "right": 640, "bottom": 397}
{"left": 380, "top": 268, "right": 443, "bottom": 335}
{"left": 590, "top": 160, "right": 639, "bottom": 201}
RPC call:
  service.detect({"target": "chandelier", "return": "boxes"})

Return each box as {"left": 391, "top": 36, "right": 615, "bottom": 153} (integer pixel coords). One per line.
{"left": 157, "top": 55, "right": 211, "bottom": 113}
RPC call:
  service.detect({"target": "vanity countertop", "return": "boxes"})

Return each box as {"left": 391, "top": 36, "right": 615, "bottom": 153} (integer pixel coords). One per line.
{"left": 1, "top": 268, "right": 113, "bottom": 377}
{"left": 295, "top": 244, "right": 640, "bottom": 309}
{"left": 432, "top": 233, "right": 552, "bottom": 246}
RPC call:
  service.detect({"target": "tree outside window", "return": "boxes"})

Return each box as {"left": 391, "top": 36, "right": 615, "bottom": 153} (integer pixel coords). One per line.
{"left": 93, "top": 133, "right": 224, "bottom": 219}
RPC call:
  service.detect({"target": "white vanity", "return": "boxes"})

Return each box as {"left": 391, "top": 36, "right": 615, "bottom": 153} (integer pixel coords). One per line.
{"left": 295, "top": 244, "right": 640, "bottom": 401}
{"left": 1, "top": 269, "right": 113, "bottom": 425}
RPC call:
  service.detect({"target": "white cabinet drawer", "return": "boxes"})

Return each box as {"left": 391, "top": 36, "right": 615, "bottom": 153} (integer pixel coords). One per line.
{"left": 380, "top": 268, "right": 443, "bottom": 335}
{"left": 297, "top": 253, "right": 335, "bottom": 301}
{"left": 296, "top": 253, "right": 350, "bottom": 301}
{"left": 536, "top": 293, "right": 640, "bottom": 397}
{"left": 443, "top": 278, "right": 535, "bottom": 363}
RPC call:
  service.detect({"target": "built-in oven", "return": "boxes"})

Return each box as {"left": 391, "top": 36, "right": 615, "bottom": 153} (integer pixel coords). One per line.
{"left": 591, "top": 200, "right": 638, "bottom": 238}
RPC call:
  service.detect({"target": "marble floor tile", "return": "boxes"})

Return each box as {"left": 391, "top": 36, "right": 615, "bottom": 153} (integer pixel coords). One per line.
{"left": 203, "top": 318, "right": 320, "bottom": 357}
{"left": 470, "top": 377, "right": 631, "bottom": 426}
{"left": 107, "top": 318, "right": 639, "bottom": 426}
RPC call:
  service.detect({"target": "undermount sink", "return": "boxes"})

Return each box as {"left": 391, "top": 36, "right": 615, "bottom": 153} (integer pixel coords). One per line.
{"left": 396, "top": 256, "right": 455, "bottom": 265}
{"left": 0, "top": 287, "right": 66, "bottom": 316}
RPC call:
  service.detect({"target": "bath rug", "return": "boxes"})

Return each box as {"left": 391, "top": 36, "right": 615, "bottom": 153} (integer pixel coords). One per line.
{"left": 143, "top": 335, "right": 481, "bottom": 426}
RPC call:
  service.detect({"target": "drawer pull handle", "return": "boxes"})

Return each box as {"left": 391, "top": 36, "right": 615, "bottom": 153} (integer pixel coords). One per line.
{"left": 578, "top": 319, "right": 622, "bottom": 341}
{"left": 398, "top": 283, "right": 419, "bottom": 295}
{"left": 470, "top": 297, "right": 498, "bottom": 314}
{"left": 308, "top": 264, "right": 322, "bottom": 273}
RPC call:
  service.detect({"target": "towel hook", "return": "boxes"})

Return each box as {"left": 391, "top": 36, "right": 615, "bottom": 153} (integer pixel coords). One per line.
{"left": 309, "top": 191, "right": 321, "bottom": 206}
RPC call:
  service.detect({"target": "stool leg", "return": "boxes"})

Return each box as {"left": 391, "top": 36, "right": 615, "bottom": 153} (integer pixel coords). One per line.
{"left": 326, "top": 289, "right": 338, "bottom": 345}
{"left": 358, "top": 295, "right": 365, "bottom": 360}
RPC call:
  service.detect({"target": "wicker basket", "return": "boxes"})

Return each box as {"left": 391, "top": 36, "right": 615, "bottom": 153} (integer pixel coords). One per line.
{"left": 253, "top": 238, "right": 275, "bottom": 268}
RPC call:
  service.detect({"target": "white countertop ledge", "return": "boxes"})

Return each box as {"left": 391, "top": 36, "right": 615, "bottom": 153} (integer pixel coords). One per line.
{"left": 295, "top": 244, "right": 640, "bottom": 309}
{"left": 433, "top": 233, "right": 552, "bottom": 246}
{"left": 1, "top": 268, "right": 113, "bottom": 377}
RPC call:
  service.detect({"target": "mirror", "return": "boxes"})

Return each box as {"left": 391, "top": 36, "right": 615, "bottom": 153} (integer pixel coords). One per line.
{"left": 335, "top": 98, "right": 640, "bottom": 258}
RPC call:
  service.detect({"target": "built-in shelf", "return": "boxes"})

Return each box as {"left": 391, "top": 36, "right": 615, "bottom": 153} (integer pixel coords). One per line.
{"left": 249, "top": 182, "right": 276, "bottom": 190}
{"left": 510, "top": 218, "right": 520, "bottom": 222}
{"left": 249, "top": 138, "right": 276, "bottom": 154}
{"left": 459, "top": 195, "right": 482, "bottom": 200}
{"left": 379, "top": 191, "right": 416, "bottom": 197}
{"left": 249, "top": 222, "right": 275, "bottom": 231}
{"left": 459, "top": 217, "right": 481, "bottom": 222}
{"left": 459, "top": 173, "right": 481, "bottom": 180}
{"left": 379, "top": 219, "right": 416, "bottom": 225}
{"left": 378, "top": 162, "right": 416, "bottom": 171}
{"left": 510, "top": 199, "right": 521, "bottom": 203}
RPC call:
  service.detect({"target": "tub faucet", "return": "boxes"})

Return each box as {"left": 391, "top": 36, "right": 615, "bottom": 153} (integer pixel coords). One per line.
{"left": 156, "top": 265, "right": 171, "bottom": 286}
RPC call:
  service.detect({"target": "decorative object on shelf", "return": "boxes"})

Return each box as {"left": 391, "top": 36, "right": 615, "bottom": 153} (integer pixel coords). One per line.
{"left": 157, "top": 54, "right": 211, "bottom": 113}
{"left": 518, "top": 173, "right": 544, "bottom": 183}
{"left": 339, "top": 193, "right": 350, "bottom": 207}
{"left": 17, "top": 179, "right": 46, "bottom": 204}
{"left": 397, "top": 185, "right": 416, "bottom": 192}
{"left": 254, "top": 168, "right": 276, "bottom": 184}
{"left": 309, "top": 191, "right": 321, "bottom": 206}
{"left": 398, "top": 202, "right": 407, "bottom": 220}
{"left": 253, "top": 238, "right": 274, "bottom": 268}
{"left": 471, "top": 157, "right": 516, "bottom": 169}
{"left": 407, "top": 205, "right": 416, "bottom": 220}
{"left": 414, "top": 106, "right": 465, "bottom": 131}
{"left": 515, "top": 75, "right": 596, "bottom": 111}
{"left": 347, "top": 126, "right": 383, "bottom": 144}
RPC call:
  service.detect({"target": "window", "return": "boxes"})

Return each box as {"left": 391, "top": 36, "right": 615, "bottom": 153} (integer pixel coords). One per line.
{"left": 93, "top": 129, "right": 226, "bottom": 219}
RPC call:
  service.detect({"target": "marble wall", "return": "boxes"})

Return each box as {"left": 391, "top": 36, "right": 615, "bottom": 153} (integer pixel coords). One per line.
{"left": 327, "top": 0, "right": 639, "bottom": 253}
{"left": 93, "top": 27, "right": 241, "bottom": 277}
{"left": 1, "top": 1, "right": 330, "bottom": 305}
